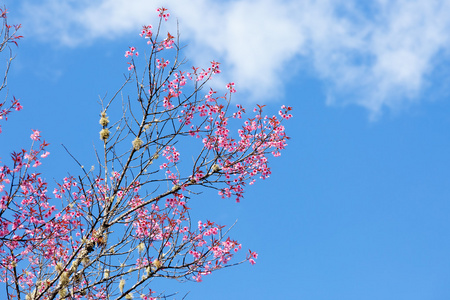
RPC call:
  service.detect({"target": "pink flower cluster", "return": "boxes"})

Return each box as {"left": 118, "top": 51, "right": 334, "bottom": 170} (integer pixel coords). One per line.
{"left": 0, "top": 7, "right": 292, "bottom": 298}
{"left": 226, "top": 82, "right": 236, "bottom": 93}
{"left": 247, "top": 250, "right": 258, "bottom": 265}
{"left": 125, "top": 46, "right": 139, "bottom": 71}
{"left": 162, "top": 145, "right": 180, "bottom": 163}
{"left": 124, "top": 46, "right": 138, "bottom": 58}
{"left": 279, "top": 105, "right": 293, "bottom": 120}
{"left": 0, "top": 97, "right": 22, "bottom": 133}
{"left": 140, "top": 25, "right": 153, "bottom": 39}
{"left": 156, "top": 58, "right": 170, "bottom": 70}
{"left": 114, "top": 181, "right": 246, "bottom": 284}
{"left": 162, "top": 32, "right": 175, "bottom": 49}
{"left": 157, "top": 7, "right": 170, "bottom": 21}
{"left": 210, "top": 60, "right": 221, "bottom": 74}
{"left": 0, "top": 130, "right": 63, "bottom": 291}
{"left": 30, "top": 129, "right": 40, "bottom": 141}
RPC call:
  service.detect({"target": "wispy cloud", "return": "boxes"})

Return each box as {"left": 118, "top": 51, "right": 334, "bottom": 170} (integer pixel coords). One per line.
{"left": 13, "top": 0, "right": 450, "bottom": 117}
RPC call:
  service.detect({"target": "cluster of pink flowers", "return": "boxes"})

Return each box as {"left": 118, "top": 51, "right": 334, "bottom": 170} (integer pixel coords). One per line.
{"left": 247, "top": 250, "right": 258, "bottom": 265}
{"left": 0, "top": 96, "right": 22, "bottom": 133}
{"left": 156, "top": 57, "right": 170, "bottom": 70}
{"left": 279, "top": 105, "right": 293, "bottom": 120}
{"left": 124, "top": 46, "right": 138, "bottom": 58}
{"left": 124, "top": 47, "right": 139, "bottom": 70}
{"left": 157, "top": 7, "right": 170, "bottom": 21}
{"left": 140, "top": 25, "right": 153, "bottom": 39}
{"left": 30, "top": 129, "right": 40, "bottom": 141}
{"left": 113, "top": 180, "right": 247, "bottom": 283}
{"left": 162, "top": 32, "right": 175, "bottom": 49}
{"left": 162, "top": 145, "right": 180, "bottom": 163}
{"left": 0, "top": 6, "right": 292, "bottom": 298}
{"left": 226, "top": 82, "right": 236, "bottom": 93}
{"left": 210, "top": 60, "right": 221, "bottom": 74}
{"left": 0, "top": 130, "right": 73, "bottom": 291}
{"left": 189, "top": 61, "right": 223, "bottom": 82}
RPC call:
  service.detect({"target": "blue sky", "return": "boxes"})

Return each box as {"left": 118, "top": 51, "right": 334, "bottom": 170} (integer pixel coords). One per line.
{"left": 2, "top": 0, "right": 450, "bottom": 299}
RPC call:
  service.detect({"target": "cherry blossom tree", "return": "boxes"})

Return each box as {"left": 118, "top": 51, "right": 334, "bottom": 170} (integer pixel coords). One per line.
{"left": 0, "top": 7, "right": 292, "bottom": 300}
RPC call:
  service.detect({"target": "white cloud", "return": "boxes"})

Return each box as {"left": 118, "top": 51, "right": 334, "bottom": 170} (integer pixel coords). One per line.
{"left": 13, "top": 0, "right": 450, "bottom": 117}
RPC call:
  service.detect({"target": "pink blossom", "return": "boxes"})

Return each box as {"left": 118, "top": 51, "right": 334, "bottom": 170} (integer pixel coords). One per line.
{"left": 40, "top": 151, "right": 50, "bottom": 158}
{"left": 30, "top": 129, "right": 40, "bottom": 141}
{"left": 157, "top": 7, "right": 170, "bottom": 21}
{"left": 226, "top": 82, "right": 236, "bottom": 93}
{"left": 0, "top": 14, "right": 292, "bottom": 298}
